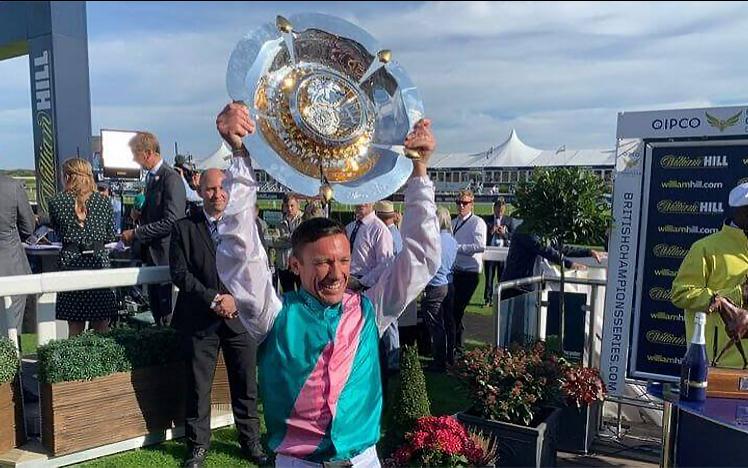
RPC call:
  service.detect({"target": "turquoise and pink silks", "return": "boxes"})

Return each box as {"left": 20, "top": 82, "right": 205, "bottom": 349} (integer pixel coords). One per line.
{"left": 217, "top": 154, "right": 440, "bottom": 463}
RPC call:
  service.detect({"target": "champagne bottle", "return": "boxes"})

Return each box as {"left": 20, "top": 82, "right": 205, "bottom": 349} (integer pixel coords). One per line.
{"left": 679, "top": 312, "right": 708, "bottom": 403}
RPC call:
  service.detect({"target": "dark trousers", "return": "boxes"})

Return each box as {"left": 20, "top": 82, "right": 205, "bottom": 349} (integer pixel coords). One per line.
{"left": 421, "top": 284, "right": 450, "bottom": 368}
{"left": 148, "top": 283, "right": 173, "bottom": 326}
{"left": 483, "top": 261, "right": 504, "bottom": 304}
{"left": 183, "top": 324, "right": 260, "bottom": 449}
{"left": 452, "top": 270, "right": 480, "bottom": 349}
{"left": 278, "top": 269, "right": 300, "bottom": 294}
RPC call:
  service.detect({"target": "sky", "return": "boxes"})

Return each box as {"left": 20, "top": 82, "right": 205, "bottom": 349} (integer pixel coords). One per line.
{"left": 3, "top": 1, "right": 748, "bottom": 169}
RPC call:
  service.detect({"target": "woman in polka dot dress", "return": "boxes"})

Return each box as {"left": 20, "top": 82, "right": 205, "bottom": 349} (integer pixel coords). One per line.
{"left": 49, "top": 158, "right": 117, "bottom": 336}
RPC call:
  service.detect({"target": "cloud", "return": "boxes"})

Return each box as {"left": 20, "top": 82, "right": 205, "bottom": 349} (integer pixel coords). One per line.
{"left": 3, "top": 1, "right": 748, "bottom": 168}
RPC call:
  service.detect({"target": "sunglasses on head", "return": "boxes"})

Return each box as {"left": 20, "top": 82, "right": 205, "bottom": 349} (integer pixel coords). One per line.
{"left": 456, "top": 200, "right": 473, "bottom": 206}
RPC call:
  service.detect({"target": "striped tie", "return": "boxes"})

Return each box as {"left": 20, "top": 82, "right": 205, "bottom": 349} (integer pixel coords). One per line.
{"left": 208, "top": 220, "right": 219, "bottom": 246}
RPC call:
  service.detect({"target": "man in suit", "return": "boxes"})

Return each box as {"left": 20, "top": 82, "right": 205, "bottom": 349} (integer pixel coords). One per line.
{"left": 0, "top": 175, "right": 35, "bottom": 344}
{"left": 483, "top": 198, "right": 513, "bottom": 306}
{"left": 170, "top": 168, "right": 266, "bottom": 468}
{"left": 122, "top": 131, "right": 186, "bottom": 326}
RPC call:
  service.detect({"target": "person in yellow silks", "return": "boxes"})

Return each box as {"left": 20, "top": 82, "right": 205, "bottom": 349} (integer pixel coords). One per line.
{"left": 672, "top": 182, "right": 748, "bottom": 368}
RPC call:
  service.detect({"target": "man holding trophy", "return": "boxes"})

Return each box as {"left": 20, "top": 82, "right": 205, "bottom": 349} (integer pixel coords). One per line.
{"left": 216, "top": 14, "right": 441, "bottom": 464}
{"left": 215, "top": 102, "right": 440, "bottom": 466}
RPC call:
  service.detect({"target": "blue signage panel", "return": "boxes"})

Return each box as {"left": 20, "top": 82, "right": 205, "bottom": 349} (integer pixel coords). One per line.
{"left": 632, "top": 142, "right": 748, "bottom": 379}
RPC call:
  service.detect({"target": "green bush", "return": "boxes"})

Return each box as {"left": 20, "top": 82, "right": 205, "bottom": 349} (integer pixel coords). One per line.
{"left": 0, "top": 337, "right": 20, "bottom": 385}
{"left": 393, "top": 345, "right": 431, "bottom": 432}
{"left": 38, "top": 327, "right": 183, "bottom": 384}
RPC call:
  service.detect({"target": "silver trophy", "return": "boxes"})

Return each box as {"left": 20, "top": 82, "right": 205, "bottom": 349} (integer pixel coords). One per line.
{"left": 226, "top": 13, "right": 424, "bottom": 204}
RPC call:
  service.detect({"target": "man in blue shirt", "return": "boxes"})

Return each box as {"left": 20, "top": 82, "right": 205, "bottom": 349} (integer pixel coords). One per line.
{"left": 422, "top": 206, "right": 458, "bottom": 372}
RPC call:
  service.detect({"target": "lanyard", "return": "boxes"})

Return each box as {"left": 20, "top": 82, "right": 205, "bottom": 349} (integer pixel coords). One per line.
{"left": 453, "top": 214, "right": 473, "bottom": 235}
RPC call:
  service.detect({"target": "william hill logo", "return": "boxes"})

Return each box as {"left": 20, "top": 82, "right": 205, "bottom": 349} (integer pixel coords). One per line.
{"left": 657, "top": 200, "right": 724, "bottom": 215}
{"left": 653, "top": 244, "right": 689, "bottom": 259}
{"left": 649, "top": 287, "right": 673, "bottom": 302}
{"left": 660, "top": 155, "right": 728, "bottom": 168}
{"left": 646, "top": 330, "right": 687, "bottom": 347}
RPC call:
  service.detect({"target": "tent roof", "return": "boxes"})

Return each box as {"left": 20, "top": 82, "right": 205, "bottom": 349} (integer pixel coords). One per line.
{"left": 196, "top": 141, "right": 232, "bottom": 170}
{"left": 430, "top": 129, "right": 613, "bottom": 169}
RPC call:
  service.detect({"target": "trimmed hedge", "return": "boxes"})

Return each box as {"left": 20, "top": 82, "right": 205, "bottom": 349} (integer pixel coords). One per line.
{"left": 393, "top": 345, "right": 431, "bottom": 432}
{"left": 38, "top": 327, "right": 183, "bottom": 384}
{"left": 0, "top": 337, "right": 19, "bottom": 384}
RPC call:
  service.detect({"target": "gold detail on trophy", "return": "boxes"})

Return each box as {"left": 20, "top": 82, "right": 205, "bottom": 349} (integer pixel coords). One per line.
{"left": 254, "top": 63, "right": 378, "bottom": 183}
{"left": 276, "top": 15, "right": 294, "bottom": 33}
{"left": 319, "top": 183, "right": 334, "bottom": 204}
{"left": 377, "top": 49, "right": 392, "bottom": 64}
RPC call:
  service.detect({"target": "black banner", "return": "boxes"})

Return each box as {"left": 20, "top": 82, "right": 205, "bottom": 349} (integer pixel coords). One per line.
{"left": 634, "top": 143, "right": 748, "bottom": 378}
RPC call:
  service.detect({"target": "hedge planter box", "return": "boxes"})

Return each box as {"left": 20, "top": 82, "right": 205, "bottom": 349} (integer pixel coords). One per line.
{"left": 41, "top": 355, "right": 230, "bottom": 456}
{"left": 0, "top": 380, "right": 23, "bottom": 454}
{"left": 557, "top": 402, "right": 600, "bottom": 454}
{"left": 457, "top": 407, "right": 561, "bottom": 468}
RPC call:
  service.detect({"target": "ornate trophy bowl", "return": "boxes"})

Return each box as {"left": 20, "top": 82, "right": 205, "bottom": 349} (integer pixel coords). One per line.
{"left": 226, "top": 13, "right": 424, "bottom": 204}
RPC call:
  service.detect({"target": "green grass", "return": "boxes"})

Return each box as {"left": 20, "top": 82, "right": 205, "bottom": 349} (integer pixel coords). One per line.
{"left": 20, "top": 333, "right": 37, "bottom": 356}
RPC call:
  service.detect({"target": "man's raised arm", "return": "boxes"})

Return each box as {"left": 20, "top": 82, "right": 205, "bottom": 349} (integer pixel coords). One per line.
{"left": 365, "top": 119, "right": 441, "bottom": 334}
{"left": 215, "top": 103, "right": 281, "bottom": 342}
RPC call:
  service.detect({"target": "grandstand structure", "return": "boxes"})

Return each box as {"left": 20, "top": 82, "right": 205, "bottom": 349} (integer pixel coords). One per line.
{"left": 426, "top": 129, "right": 615, "bottom": 195}
{"left": 245, "top": 129, "right": 616, "bottom": 196}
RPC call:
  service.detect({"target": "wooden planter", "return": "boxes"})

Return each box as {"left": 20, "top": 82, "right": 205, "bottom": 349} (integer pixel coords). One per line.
{"left": 0, "top": 379, "right": 23, "bottom": 455}
{"left": 41, "top": 355, "right": 230, "bottom": 456}
{"left": 557, "top": 402, "right": 600, "bottom": 454}
{"left": 457, "top": 407, "right": 561, "bottom": 467}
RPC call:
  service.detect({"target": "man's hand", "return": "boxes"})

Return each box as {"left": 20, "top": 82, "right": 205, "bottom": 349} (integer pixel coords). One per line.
{"left": 212, "top": 294, "right": 238, "bottom": 319}
{"left": 405, "top": 118, "right": 435, "bottom": 177}
{"left": 570, "top": 262, "right": 588, "bottom": 271}
{"left": 121, "top": 229, "right": 135, "bottom": 245}
{"left": 216, "top": 102, "right": 255, "bottom": 151}
{"left": 191, "top": 171, "right": 201, "bottom": 190}
{"left": 590, "top": 250, "right": 603, "bottom": 264}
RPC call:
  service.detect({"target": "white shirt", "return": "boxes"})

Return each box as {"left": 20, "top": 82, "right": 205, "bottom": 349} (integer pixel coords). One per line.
{"left": 148, "top": 158, "right": 164, "bottom": 177}
{"left": 346, "top": 211, "right": 394, "bottom": 287}
{"left": 451, "top": 212, "right": 487, "bottom": 273}
{"left": 216, "top": 156, "right": 440, "bottom": 341}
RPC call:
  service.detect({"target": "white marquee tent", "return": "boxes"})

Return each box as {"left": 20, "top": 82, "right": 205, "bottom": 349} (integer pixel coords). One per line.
{"left": 429, "top": 129, "right": 615, "bottom": 169}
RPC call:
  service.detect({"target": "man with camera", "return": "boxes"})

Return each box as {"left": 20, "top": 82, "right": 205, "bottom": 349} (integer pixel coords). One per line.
{"left": 175, "top": 154, "right": 203, "bottom": 217}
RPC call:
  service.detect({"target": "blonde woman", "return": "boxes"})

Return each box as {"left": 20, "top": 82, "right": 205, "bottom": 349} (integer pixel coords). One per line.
{"left": 49, "top": 158, "right": 117, "bottom": 336}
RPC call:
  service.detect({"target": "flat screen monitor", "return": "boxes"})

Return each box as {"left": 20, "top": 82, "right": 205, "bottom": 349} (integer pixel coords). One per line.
{"left": 101, "top": 129, "right": 141, "bottom": 179}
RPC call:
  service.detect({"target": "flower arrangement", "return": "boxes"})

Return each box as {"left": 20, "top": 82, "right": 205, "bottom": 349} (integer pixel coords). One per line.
{"left": 452, "top": 342, "right": 566, "bottom": 426}
{"left": 453, "top": 342, "right": 606, "bottom": 426}
{"left": 561, "top": 366, "right": 606, "bottom": 408}
{"left": 390, "top": 416, "right": 498, "bottom": 467}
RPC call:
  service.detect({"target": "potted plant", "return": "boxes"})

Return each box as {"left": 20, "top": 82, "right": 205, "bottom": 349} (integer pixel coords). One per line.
{"left": 513, "top": 167, "right": 610, "bottom": 349}
{"left": 557, "top": 365, "right": 606, "bottom": 454}
{"left": 387, "top": 416, "right": 499, "bottom": 467}
{"left": 453, "top": 342, "right": 565, "bottom": 467}
{"left": 37, "top": 327, "right": 230, "bottom": 456}
{"left": 0, "top": 336, "right": 22, "bottom": 454}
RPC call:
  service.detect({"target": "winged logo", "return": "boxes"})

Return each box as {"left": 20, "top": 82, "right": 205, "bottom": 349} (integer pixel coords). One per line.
{"left": 705, "top": 110, "right": 742, "bottom": 132}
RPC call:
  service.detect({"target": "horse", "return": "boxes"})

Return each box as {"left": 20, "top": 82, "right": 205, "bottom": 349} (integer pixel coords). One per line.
{"left": 707, "top": 293, "right": 748, "bottom": 369}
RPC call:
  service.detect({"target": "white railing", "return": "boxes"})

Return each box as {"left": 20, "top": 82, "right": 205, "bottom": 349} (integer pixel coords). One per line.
{"left": 0, "top": 266, "right": 172, "bottom": 347}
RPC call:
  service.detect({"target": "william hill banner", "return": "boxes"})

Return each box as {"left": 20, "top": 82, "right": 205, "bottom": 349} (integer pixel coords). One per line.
{"left": 633, "top": 143, "right": 747, "bottom": 379}
{"left": 601, "top": 105, "right": 748, "bottom": 394}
